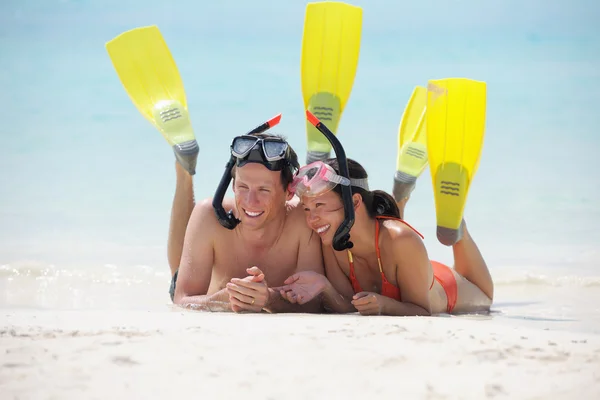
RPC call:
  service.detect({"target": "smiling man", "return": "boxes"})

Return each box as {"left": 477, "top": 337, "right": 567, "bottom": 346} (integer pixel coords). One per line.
{"left": 167, "top": 126, "right": 324, "bottom": 313}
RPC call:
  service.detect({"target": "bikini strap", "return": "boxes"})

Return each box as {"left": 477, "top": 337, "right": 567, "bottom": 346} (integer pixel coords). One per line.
{"left": 349, "top": 216, "right": 425, "bottom": 283}
{"left": 375, "top": 215, "right": 434, "bottom": 291}
{"left": 374, "top": 221, "right": 384, "bottom": 274}
{"left": 347, "top": 250, "right": 356, "bottom": 278}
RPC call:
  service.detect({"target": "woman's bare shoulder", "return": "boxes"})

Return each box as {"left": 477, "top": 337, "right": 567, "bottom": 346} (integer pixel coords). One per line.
{"left": 379, "top": 218, "right": 425, "bottom": 245}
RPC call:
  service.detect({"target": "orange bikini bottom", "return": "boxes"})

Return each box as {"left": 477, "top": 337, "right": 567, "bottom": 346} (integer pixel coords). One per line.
{"left": 431, "top": 261, "right": 458, "bottom": 313}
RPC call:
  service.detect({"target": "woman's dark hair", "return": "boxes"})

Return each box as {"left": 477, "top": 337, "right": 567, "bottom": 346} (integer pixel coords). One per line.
{"left": 323, "top": 158, "right": 400, "bottom": 219}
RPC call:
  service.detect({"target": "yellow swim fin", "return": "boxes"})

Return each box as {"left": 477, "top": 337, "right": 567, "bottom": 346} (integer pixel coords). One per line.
{"left": 426, "top": 78, "right": 487, "bottom": 246}
{"left": 392, "top": 86, "right": 428, "bottom": 201}
{"left": 106, "top": 25, "right": 199, "bottom": 175}
{"left": 301, "top": 1, "right": 362, "bottom": 163}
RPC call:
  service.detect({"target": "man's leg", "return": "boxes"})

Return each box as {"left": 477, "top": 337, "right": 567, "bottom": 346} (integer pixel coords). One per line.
{"left": 167, "top": 161, "right": 195, "bottom": 277}
{"left": 395, "top": 196, "right": 410, "bottom": 220}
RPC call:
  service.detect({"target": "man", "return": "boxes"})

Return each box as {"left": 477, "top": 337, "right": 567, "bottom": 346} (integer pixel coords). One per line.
{"left": 167, "top": 127, "right": 324, "bottom": 313}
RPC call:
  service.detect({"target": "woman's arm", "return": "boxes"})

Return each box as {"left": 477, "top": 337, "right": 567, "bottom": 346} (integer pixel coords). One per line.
{"left": 274, "top": 244, "right": 357, "bottom": 313}
{"left": 319, "top": 245, "right": 357, "bottom": 313}
{"left": 368, "top": 226, "right": 432, "bottom": 317}
{"left": 391, "top": 229, "right": 433, "bottom": 315}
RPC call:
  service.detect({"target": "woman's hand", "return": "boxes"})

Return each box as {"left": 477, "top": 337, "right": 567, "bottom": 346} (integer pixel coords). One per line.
{"left": 351, "top": 292, "right": 393, "bottom": 315}
{"left": 273, "top": 271, "right": 329, "bottom": 305}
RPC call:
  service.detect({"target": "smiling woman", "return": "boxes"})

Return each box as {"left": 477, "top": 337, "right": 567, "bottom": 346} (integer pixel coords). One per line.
{"left": 276, "top": 155, "right": 494, "bottom": 317}
{"left": 296, "top": 159, "right": 398, "bottom": 246}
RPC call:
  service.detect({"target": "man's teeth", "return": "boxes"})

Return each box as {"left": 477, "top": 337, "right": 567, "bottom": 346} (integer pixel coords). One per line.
{"left": 317, "top": 224, "right": 330, "bottom": 234}
{"left": 244, "top": 210, "right": 263, "bottom": 217}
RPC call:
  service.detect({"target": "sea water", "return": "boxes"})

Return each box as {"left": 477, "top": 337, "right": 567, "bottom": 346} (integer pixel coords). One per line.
{"left": 1, "top": 0, "right": 599, "bottom": 333}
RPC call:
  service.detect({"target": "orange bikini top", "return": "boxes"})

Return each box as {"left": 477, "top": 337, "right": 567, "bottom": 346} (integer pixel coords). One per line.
{"left": 347, "top": 215, "right": 432, "bottom": 301}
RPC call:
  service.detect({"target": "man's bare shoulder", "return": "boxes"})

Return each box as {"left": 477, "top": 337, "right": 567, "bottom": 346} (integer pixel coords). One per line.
{"left": 190, "top": 197, "right": 235, "bottom": 234}
{"left": 286, "top": 201, "right": 308, "bottom": 225}
{"left": 284, "top": 202, "right": 316, "bottom": 240}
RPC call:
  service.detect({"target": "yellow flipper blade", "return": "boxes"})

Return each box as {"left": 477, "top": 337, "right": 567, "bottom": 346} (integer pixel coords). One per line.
{"left": 106, "top": 25, "right": 198, "bottom": 174}
{"left": 301, "top": 1, "right": 362, "bottom": 162}
{"left": 426, "top": 78, "right": 487, "bottom": 245}
{"left": 392, "top": 86, "right": 428, "bottom": 200}
{"left": 397, "top": 86, "right": 428, "bottom": 174}
{"left": 106, "top": 26, "right": 194, "bottom": 145}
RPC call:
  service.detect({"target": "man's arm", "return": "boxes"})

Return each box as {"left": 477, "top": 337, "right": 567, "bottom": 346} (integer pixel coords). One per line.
{"left": 173, "top": 199, "right": 232, "bottom": 312}
{"left": 268, "top": 242, "right": 356, "bottom": 313}
{"left": 263, "top": 210, "right": 325, "bottom": 313}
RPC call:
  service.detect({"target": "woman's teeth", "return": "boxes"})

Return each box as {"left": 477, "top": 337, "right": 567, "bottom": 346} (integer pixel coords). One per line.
{"left": 316, "top": 224, "right": 330, "bottom": 234}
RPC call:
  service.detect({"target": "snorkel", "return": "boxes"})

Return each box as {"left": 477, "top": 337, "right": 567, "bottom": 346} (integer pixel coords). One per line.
{"left": 305, "top": 110, "right": 355, "bottom": 251}
{"left": 212, "top": 114, "right": 283, "bottom": 229}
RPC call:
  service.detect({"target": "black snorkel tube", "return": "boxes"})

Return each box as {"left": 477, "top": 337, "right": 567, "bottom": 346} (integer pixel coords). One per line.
{"left": 212, "top": 114, "right": 283, "bottom": 230}
{"left": 306, "top": 110, "right": 355, "bottom": 251}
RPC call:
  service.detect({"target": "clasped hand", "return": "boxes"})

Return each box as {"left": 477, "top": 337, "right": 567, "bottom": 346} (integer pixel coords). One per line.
{"left": 225, "top": 266, "right": 270, "bottom": 313}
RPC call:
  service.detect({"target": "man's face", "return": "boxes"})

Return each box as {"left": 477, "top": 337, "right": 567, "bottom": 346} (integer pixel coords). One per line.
{"left": 233, "top": 163, "right": 290, "bottom": 229}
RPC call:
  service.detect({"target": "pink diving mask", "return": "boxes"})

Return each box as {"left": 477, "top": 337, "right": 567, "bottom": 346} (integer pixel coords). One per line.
{"left": 290, "top": 161, "right": 369, "bottom": 197}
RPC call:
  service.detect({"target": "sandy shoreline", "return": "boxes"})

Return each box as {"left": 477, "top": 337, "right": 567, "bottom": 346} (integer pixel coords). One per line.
{"left": 1, "top": 309, "right": 599, "bottom": 400}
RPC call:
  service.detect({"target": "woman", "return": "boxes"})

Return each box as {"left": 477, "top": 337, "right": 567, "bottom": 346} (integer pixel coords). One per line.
{"left": 275, "top": 158, "right": 494, "bottom": 316}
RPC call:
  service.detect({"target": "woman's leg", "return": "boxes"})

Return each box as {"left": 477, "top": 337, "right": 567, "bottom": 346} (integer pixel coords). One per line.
{"left": 395, "top": 177, "right": 493, "bottom": 309}
{"left": 398, "top": 195, "right": 493, "bottom": 311}
{"left": 451, "top": 220, "right": 494, "bottom": 300}
{"left": 167, "top": 161, "right": 196, "bottom": 277}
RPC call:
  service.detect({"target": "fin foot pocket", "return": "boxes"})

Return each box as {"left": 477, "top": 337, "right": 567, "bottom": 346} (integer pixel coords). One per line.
{"left": 392, "top": 170, "right": 417, "bottom": 201}
{"left": 306, "top": 151, "right": 331, "bottom": 164}
{"left": 437, "top": 219, "right": 465, "bottom": 246}
{"left": 173, "top": 140, "right": 199, "bottom": 175}
{"left": 437, "top": 225, "right": 462, "bottom": 246}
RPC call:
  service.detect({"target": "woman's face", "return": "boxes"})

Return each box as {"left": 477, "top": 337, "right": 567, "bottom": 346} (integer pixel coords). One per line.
{"left": 301, "top": 189, "right": 345, "bottom": 246}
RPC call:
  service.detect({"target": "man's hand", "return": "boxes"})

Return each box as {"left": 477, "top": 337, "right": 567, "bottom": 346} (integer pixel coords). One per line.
{"left": 273, "top": 271, "right": 329, "bottom": 305}
{"left": 226, "top": 267, "right": 269, "bottom": 313}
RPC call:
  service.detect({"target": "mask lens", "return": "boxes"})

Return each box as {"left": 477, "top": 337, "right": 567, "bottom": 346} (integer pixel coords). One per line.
{"left": 304, "top": 166, "right": 318, "bottom": 180}
{"left": 297, "top": 164, "right": 320, "bottom": 180}
{"left": 292, "top": 163, "right": 337, "bottom": 197}
{"left": 294, "top": 179, "right": 336, "bottom": 197}
{"left": 263, "top": 140, "right": 287, "bottom": 160}
{"left": 232, "top": 136, "right": 258, "bottom": 157}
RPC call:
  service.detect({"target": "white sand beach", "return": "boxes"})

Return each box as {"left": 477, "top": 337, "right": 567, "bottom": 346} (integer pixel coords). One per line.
{"left": 2, "top": 308, "right": 599, "bottom": 400}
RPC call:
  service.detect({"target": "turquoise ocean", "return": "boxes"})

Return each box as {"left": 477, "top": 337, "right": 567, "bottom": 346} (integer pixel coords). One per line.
{"left": 1, "top": 0, "right": 599, "bottom": 332}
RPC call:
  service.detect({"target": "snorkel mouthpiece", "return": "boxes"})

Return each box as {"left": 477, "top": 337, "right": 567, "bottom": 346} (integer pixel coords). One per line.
{"left": 305, "top": 110, "right": 355, "bottom": 251}
{"left": 212, "top": 114, "right": 283, "bottom": 230}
